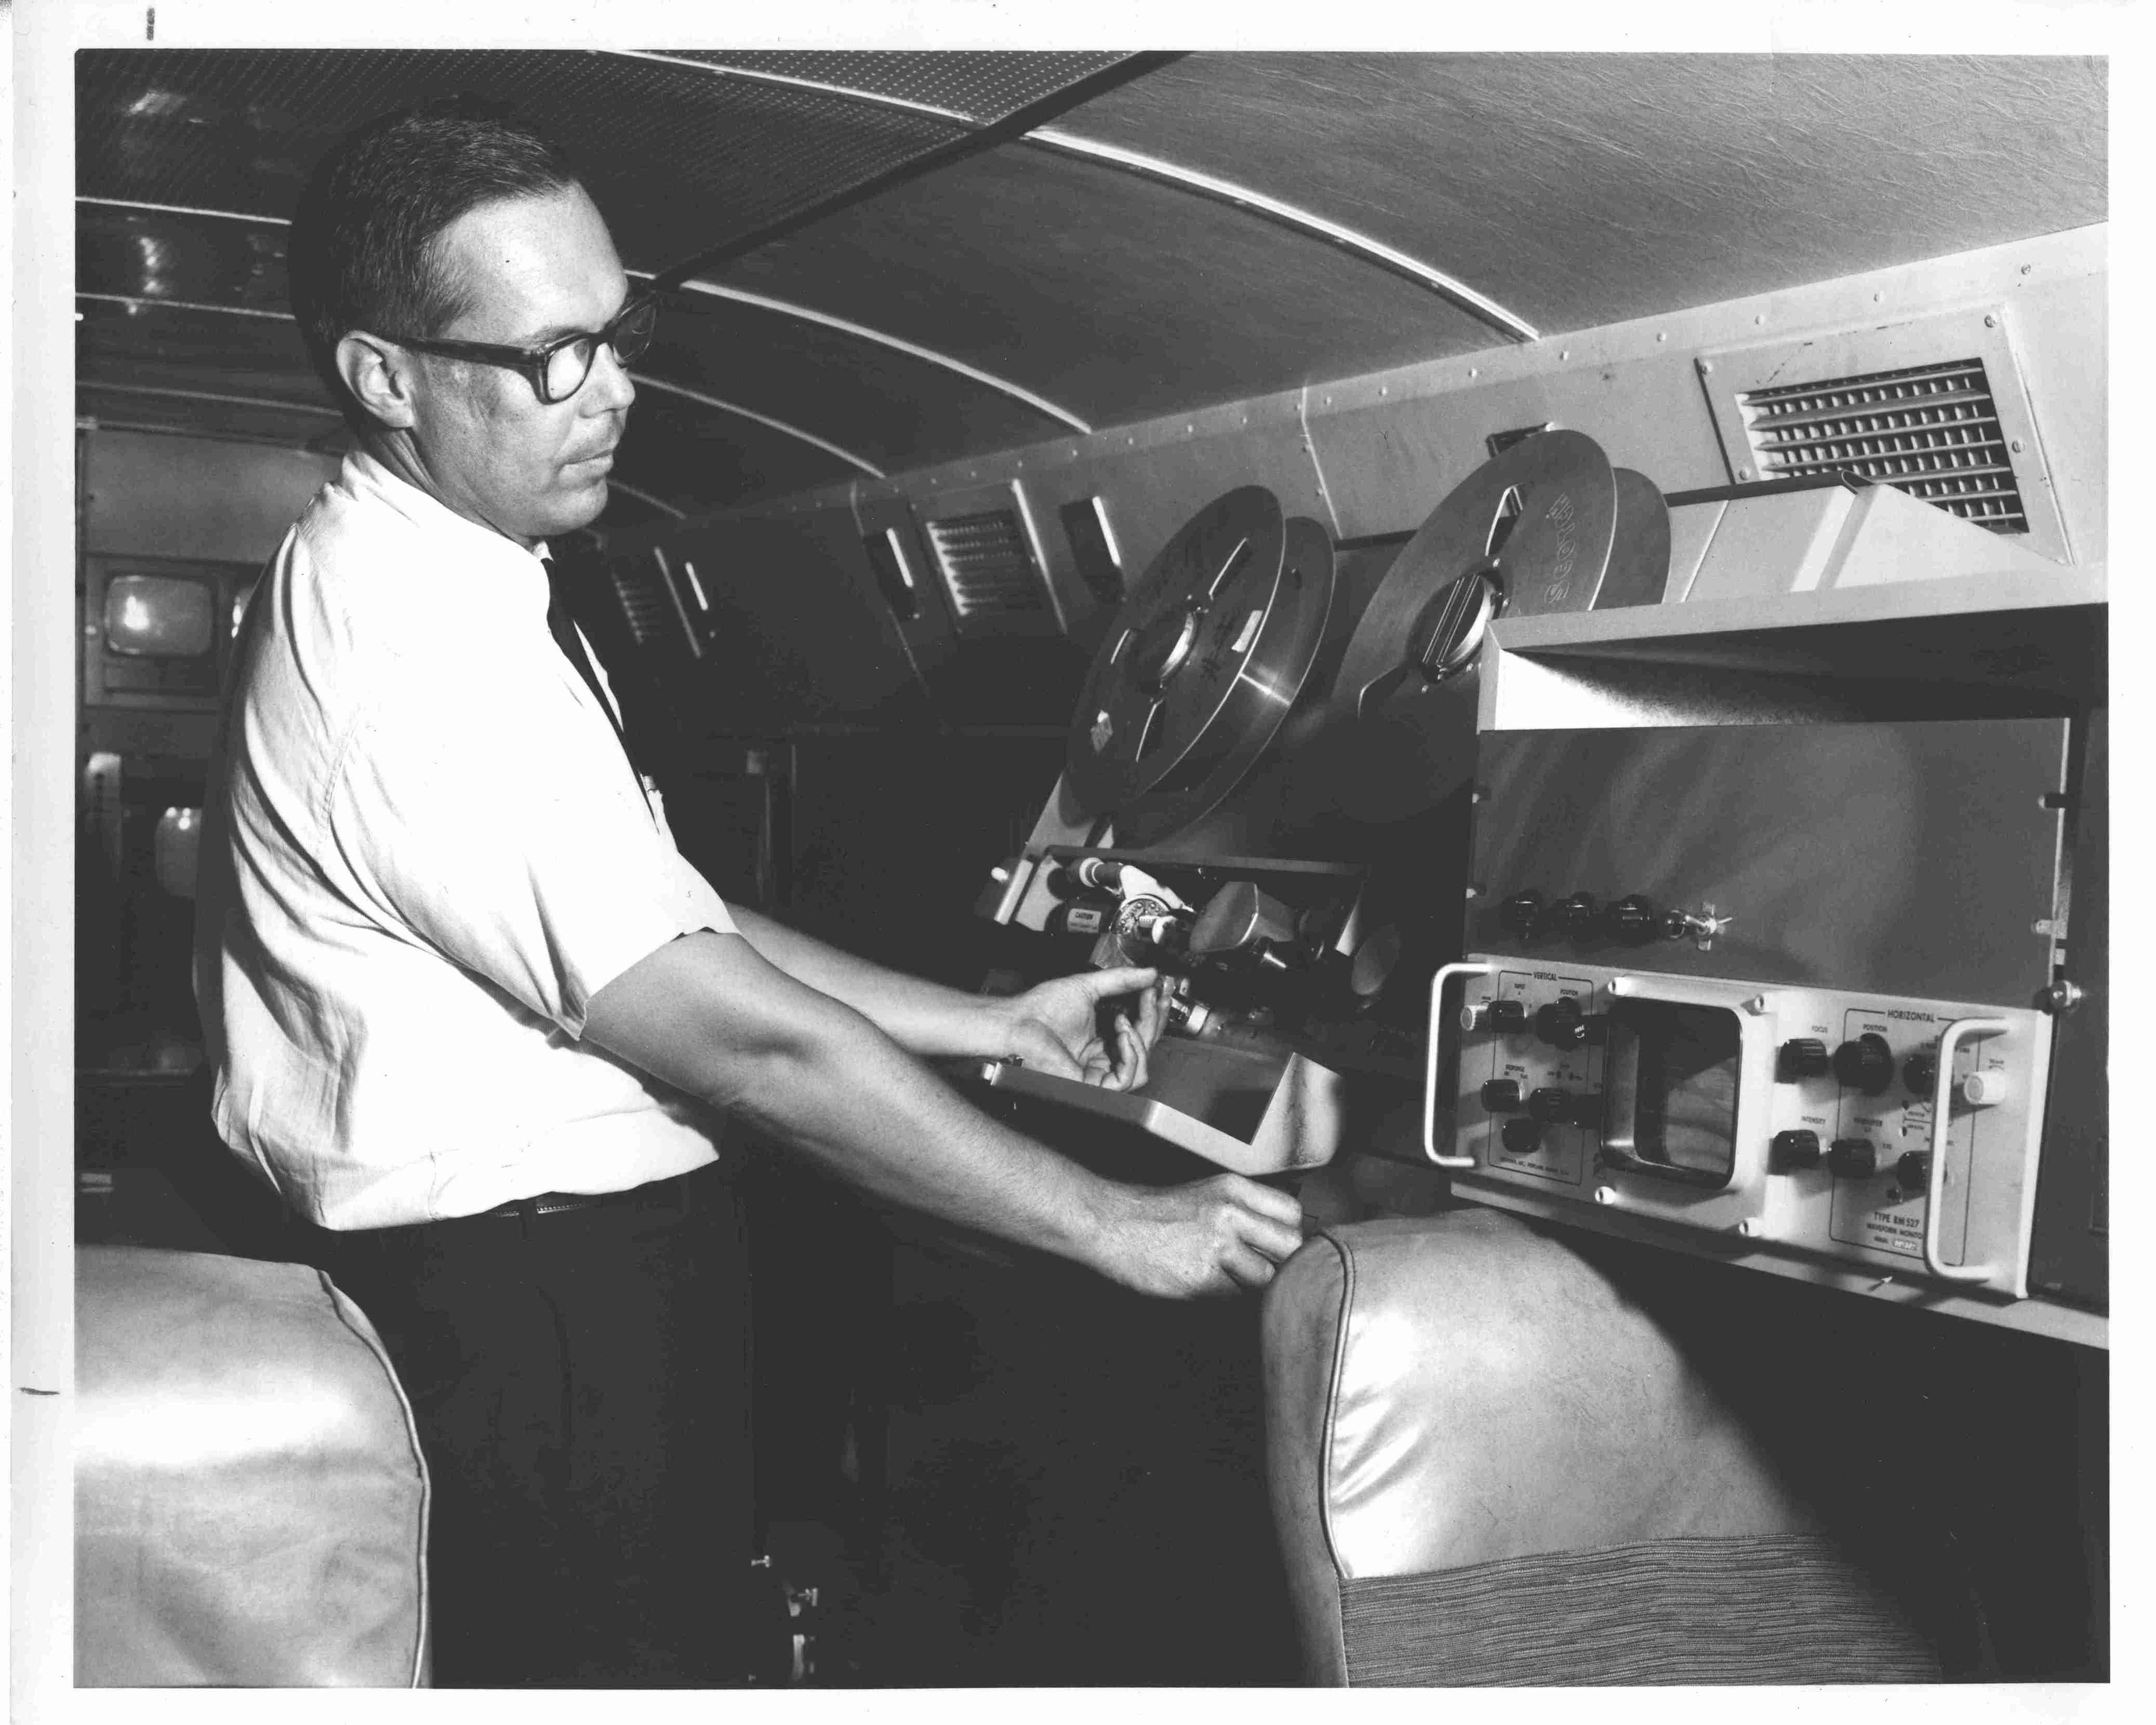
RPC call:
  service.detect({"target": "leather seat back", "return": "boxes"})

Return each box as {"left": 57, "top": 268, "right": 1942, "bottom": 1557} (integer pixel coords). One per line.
{"left": 1260, "top": 1210, "right": 1940, "bottom": 1684}
{"left": 76, "top": 1247, "right": 431, "bottom": 1687}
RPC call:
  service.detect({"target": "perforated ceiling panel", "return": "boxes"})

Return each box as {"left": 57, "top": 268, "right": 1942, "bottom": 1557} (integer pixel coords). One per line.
{"left": 1056, "top": 52, "right": 2106, "bottom": 335}
{"left": 662, "top": 50, "right": 1132, "bottom": 123}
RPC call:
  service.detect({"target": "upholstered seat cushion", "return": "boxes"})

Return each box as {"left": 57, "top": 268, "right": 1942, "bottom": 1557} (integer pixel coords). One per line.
{"left": 75, "top": 1247, "right": 430, "bottom": 1687}
{"left": 1261, "top": 1210, "right": 1939, "bottom": 1684}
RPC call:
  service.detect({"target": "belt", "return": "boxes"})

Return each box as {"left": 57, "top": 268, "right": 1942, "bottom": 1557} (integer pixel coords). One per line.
{"left": 476, "top": 1174, "right": 696, "bottom": 1223}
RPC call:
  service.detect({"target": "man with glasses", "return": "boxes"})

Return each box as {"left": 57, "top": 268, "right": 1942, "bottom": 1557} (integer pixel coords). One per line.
{"left": 194, "top": 95, "right": 1303, "bottom": 1687}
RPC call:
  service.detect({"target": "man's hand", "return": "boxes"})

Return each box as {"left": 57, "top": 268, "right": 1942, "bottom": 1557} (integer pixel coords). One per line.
{"left": 1000, "top": 966, "right": 1170, "bottom": 1092}
{"left": 1088, "top": 1174, "right": 1308, "bottom": 1297}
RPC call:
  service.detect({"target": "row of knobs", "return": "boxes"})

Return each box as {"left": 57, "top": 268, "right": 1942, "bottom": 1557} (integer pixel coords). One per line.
{"left": 1768, "top": 1130, "right": 1932, "bottom": 1189}
{"left": 1497, "top": 889, "right": 1669, "bottom": 945}
{"left": 1467, "top": 994, "right": 1603, "bottom": 1048}
{"left": 1779, "top": 1031, "right": 2009, "bottom": 1104}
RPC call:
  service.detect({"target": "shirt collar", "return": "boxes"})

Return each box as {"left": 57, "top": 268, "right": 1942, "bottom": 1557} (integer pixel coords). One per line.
{"left": 340, "top": 448, "right": 551, "bottom": 592}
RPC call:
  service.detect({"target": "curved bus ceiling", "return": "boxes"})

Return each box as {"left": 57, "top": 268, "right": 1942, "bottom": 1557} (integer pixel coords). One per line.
{"left": 74, "top": 49, "right": 2106, "bottom": 529}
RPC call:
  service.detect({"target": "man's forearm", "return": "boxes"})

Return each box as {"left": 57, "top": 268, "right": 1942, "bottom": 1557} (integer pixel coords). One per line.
{"left": 583, "top": 932, "right": 1305, "bottom": 1298}
{"left": 725, "top": 904, "right": 1013, "bottom": 1058}
{"left": 584, "top": 930, "right": 1104, "bottom": 1264}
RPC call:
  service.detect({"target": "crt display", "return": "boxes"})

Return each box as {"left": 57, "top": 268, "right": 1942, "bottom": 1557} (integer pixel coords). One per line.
{"left": 104, "top": 575, "right": 216, "bottom": 658}
{"left": 1603, "top": 1000, "right": 1741, "bottom": 1186}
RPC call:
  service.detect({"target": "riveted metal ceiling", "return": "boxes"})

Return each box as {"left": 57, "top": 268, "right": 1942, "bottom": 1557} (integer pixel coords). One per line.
{"left": 73, "top": 50, "right": 2105, "bottom": 526}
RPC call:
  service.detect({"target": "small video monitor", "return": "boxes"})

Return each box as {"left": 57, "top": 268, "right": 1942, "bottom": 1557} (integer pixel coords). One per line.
{"left": 103, "top": 574, "right": 218, "bottom": 659}
{"left": 84, "top": 558, "right": 253, "bottom": 710}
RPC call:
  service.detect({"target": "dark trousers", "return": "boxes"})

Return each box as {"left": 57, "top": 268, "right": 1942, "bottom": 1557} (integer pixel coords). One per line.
{"left": 303, "top": 1166, "right": 753, "bottom": 1688}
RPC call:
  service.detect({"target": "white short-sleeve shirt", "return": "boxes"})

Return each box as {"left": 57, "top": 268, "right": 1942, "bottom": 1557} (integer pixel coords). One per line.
{"left": 194, "top": 449, "right": 737, "bottom": 1229}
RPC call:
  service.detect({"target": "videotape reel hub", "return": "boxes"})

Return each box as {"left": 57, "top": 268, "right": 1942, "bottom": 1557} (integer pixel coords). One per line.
{"left": 1327, "top": 431, "right": 1631, "bottom": 823}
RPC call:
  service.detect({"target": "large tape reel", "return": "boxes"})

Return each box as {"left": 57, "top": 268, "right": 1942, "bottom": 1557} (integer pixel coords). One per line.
{"left": 1065, "top": 487, "right": 1335, "bottom": 847}
{"left": 1324, "top": 431, "right": 1642, "bottom": 823}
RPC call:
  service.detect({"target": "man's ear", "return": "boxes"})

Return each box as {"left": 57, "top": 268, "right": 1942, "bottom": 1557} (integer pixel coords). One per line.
{"left": 336, "top": 331, "right": 420, "bottom": 431}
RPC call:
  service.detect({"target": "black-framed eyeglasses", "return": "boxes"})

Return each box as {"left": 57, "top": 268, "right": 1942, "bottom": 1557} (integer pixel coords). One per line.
{"left": 385, "top": 294, "right": 658, "bottom": 404}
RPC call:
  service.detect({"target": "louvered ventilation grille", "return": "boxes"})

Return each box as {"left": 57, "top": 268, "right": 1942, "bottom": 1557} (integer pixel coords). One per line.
{"left": 1738, "top": 359, "right": 2028, "bottom": 533}
{"left": 924, "top": 511, "right": 1046, "bottom": 619}
{"left": 609, "top": 563, "right": 675, "bottom": 648}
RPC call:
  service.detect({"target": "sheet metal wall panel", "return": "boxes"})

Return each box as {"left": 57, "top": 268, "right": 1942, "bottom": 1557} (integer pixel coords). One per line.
{"left": 1468, "top": 720, "right": 2071, "bottom": 1007}
{"left": 881, "top": 401, "right": 1332, "bottom": 658}
{"left": 729, "top": 143, "right": 1494, "bottom": 437}
{"left": 1303, "top": 355, "right": 1729, "bottom": 540}
{"left": 1063, "top": 54, "right": 2105, "bottom": 337}
{"left": 1994, "top": 269, "right": 2108, "bottom": 569}
{"left": 83, "top": 431, "right": 339, "bottom": 563}
{"left": 668, "top": 506, "right": 929, "bottom": 731}
{"left": 618, "top": 388, "right": 856, "bottom": 516}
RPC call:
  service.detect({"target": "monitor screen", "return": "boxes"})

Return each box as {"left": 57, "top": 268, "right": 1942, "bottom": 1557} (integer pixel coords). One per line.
{"left": 104, "top": 575, "right": 217, "bottom": 659}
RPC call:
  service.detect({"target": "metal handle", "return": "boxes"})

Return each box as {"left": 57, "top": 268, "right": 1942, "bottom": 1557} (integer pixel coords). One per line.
{"left": 1423, "top": 961, "right": 1495, "bottom": 1169}
{"left": 1923, "top": 1017, "right": 2010, "bottom": 1284}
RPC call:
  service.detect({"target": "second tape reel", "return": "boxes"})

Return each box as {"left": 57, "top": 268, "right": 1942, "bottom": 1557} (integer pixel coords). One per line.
{"left": 1322, "top": 430, "right": 1669, "bottom": 823}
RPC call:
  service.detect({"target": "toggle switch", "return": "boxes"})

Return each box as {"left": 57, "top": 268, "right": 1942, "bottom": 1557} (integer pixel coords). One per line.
{"left": 1959, "top": 1070, "right": 2010, "bottom": 1108}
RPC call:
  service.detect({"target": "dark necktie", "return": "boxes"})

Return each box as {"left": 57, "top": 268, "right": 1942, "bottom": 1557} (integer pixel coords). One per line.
{"left": 541, "top": 555, "right": 650, "bottom": 811}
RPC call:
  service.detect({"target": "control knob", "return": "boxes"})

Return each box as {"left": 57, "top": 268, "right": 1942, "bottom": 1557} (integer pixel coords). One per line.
{"left": 1497, "top": 890, "right": 1546, "bottom": 939}
{"left": 1461, "top": 998, "right": 1529, "bottom": 1034}
{"left": 1480, "top": 1079, "right": 1523, "bottom": 1112}
{"left": 1553, "top": 892, "right": 1601, "bottom": 939}
{"left": 1903, "top": 1053, "right": 1938, "bottom": 1096}
{"left": 1831, "top": 1033, "right": 1896, "bottom": 1096}
{"left": 1535, "top": 996, "right": 1605, "bottom": 1049}
{"left": 1895, "top": 1151, "right": 1932, "bottom": 1191}
{"left": 1776, "top": 1039, "right": 1831, "bottom": 1082}
{"left": 1769, "top": 1129, "right": 1823, "bottom": 1172}
{"left": 1827, "top": 1138, "right": 1878, "bottom": 1178}
{"left": 1604, "top": 894, "right": 1661, "bottom": 945}
{"left": 1500, "top": 1117, "right": 1543, "bottom": 1155}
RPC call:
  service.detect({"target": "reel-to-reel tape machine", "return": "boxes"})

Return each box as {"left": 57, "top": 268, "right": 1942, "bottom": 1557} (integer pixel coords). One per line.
{"left": 980, "top": 430, "right": 1678, "bottom": 1174}
{"left": 1055, "top": 429, "right": 1670, "bottom": 846}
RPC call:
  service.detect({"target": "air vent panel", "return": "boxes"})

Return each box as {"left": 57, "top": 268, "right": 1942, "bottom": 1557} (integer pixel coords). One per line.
{"left": 1737, "top": 358, "right": 2028, "bottom": 534}
{"left": 609, "top": 565, "right": 672, "bottom": 646}
{"left": 924, "top": 509, "right": 1047, "bottom": 622}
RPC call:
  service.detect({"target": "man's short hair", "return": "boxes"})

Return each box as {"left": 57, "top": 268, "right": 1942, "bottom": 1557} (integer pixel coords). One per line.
{"left": 287, "top": 94, "right": 581, "bottom": 431}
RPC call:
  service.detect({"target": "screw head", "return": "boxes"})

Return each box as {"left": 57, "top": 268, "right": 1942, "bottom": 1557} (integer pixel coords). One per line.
{"left": 1985, "top": 313, "right": 1998, "bottom": 328}
{"left": 2011, "top": 439, "right": 2025, "bottom": 454}
{"left": 1698, "top": 359, "right": 1714, "bottom": 375}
